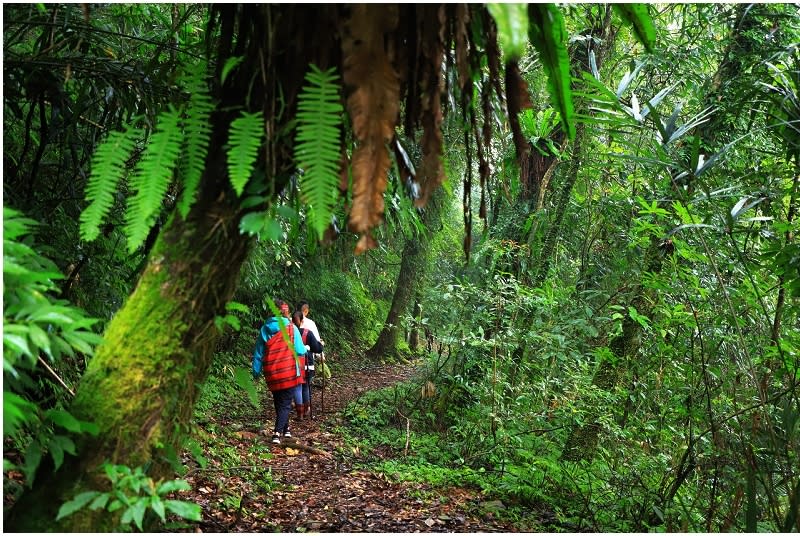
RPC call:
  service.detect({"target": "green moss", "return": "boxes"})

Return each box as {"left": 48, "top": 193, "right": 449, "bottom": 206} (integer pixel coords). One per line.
{"left": 71, "top": 257, "right": 192, "bottom": 463}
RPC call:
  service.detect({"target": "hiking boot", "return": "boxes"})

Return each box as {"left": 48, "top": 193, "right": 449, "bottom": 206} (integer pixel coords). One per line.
{"left": 283, "top": 430, "right": 292, "bottom": 439}
{"left": 271, "top": 433, "right": 281, "bottom": 444}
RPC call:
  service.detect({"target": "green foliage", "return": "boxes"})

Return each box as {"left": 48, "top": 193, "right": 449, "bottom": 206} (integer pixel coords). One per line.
{"left": 295, "top": 64, "right": 344, "bottom": 240}
{"left": 613, "top": 4, "right": 656, "bottom": 54}
{"left": 487, "top": 4, "right": 529, "bottom": 61}
{"left": 79, "top": 127, "right": 142, "bottom": 242}
{"left": 177, "top": 63, "right": 214, "bottom": 219}
{"left": 214, "top": 300, "right": 249, "bottom": 333}
{"left": 226, "top": 111, "right": 264, "bottom": 197}
{"left": 125, "top": 107, "right": 183, "bottom": 252}
{"left": 527, "top": 4, "right": 575, "bottom": 140}
{"left": 3, "top": 208, "right": 103, "bottom": 486}
{"left": 77, "top": 62, "right": 268, "bottom": 252}
{"left": 56, "top": 463, "right": 201, "bottom": 531}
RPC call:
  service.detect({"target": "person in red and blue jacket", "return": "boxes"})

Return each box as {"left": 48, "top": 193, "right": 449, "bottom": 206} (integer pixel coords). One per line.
{"left": 252, "top": 299, "right": 307, "bottom": 444}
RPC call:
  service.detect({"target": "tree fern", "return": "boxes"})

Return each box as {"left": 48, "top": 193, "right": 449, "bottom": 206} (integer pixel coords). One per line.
{"left": 176, "top": 63, "right": 214, "bottom": 219}
{"left": 125, "top": 107, "right": 183, "bottom": 252}
{"left": 79, "top": 127, "right": 141, "bottom": 242}
{"left": 295, "top": 64, "right": 344, "bottom": 240}
{"left": 227, "top": 111, "right": 264, "bottom": 196}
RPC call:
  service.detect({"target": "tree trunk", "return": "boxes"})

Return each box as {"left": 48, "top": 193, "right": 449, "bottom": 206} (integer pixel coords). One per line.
{"left": 409, "top": 299, "right": 422, "bottom": 351}
{"left": 530, "top": 5, "right": 615, "bottom": 282}
{"left": 6, "top": 149, "right": 252, "bottom": 531}
{"left": 534, "top": 121, "right": 586, "bottom": 283}
{"left": 367, "top": 189, "right": 447, "bottom": 360}
{"left": 560, "top": 237, "right": 666, "bottom": 462}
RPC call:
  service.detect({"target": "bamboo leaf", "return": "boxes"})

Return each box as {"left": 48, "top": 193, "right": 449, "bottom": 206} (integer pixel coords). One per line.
{"left": 234, "top": 367, "right": 260, "bottom": 408}
{"left": 221, "top": 56, "right": 243, "bottom": 86}
{"left": 487, "top": 3, "right": 528, "bottom": 61}
{"left": 613, "top": 4, "right": 656, "bottom": 53}
{"left": 164, "top": 499, "right": 202, "bottom": 521}
{"left": 56, "top": 491, "right": 101, "bottom": 520}
{"left": 528, "top": 4, "right": 575, "bottom": 139}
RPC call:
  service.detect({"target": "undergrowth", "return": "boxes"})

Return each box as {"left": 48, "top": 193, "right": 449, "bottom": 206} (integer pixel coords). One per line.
{"left": 337, "top": 376, "right": 680, "bottom": 532}
{"left": 337, "top": 384, "right": 556, "bottom": 530}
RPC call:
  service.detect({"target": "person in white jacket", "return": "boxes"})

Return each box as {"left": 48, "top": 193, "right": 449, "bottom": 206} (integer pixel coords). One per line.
{"left": 297, "top": 301, "right": 324, "bottom": 419}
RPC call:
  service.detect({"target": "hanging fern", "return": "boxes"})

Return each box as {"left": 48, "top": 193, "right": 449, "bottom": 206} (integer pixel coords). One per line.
{"left": 79, "top": 63, "right": 221, "bottom": 251}
{"left": 176, "top": 63, "right": 214, "bottom": 219}
{"left": 294, "top": 64, "right": 344, "bottom": 240}
{"left": 79, "top": 127, "right": 141, "bottom": 242}
{"left": 227, "top": 111, "right": 264, "bottom": 196}
{"left": 125, "top": 107, "right": 183, "bottom": 252}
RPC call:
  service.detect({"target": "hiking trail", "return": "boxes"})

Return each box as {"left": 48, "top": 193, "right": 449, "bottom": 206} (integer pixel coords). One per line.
{"left": 181, "top": 358, "right": 536, "bottom": 532}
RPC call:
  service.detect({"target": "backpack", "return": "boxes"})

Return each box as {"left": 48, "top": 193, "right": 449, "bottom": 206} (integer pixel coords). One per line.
{"left": 263, "top": 327, "right": 301, "bottom": 391}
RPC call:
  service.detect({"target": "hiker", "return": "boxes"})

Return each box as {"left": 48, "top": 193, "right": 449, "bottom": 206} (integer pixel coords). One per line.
{"left": 292, "top": 309, "right": 324, "bottom": 419}
{"left": 290, "top": 310, "right": 308, "bottom": 420}
{"left": 252, "top": 299, "right": 307, "bottom": 444}
{"left": 297, "top": 301, "right": 325, "bottom": 419}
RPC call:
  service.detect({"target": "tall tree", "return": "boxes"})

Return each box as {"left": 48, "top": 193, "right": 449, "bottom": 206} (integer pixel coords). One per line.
{"left": 367, "top": 188, "right": 448, "bottom": 360}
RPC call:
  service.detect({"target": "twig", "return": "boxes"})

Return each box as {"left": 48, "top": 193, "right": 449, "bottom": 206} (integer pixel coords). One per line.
{"left": 280, "top": 439, "right": 332, "bottom": 457}
{"left": 184, "top": 464, "right": 264, "bottom": 478}
{"left": 397, "top": 409, "right": 411, "bottom": 456}
{"left": 37, "top": 355, "right": 75, "bottom": 397}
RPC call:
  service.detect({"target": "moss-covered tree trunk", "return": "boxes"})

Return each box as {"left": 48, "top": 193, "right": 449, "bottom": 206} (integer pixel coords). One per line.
{"left": 560, "top": 238, "right": 666, "bottom": 462}
{"left": 6, "top": 147, "right": 252, "bottom": 531}
{"left": 367, "top": 189, "right": 447, "bottom": 360}
{"left": 532, "top": 6, "right": 614, "bottom": 283}
{"left": 7, "top": 4, "right": 336, "bottom": 529}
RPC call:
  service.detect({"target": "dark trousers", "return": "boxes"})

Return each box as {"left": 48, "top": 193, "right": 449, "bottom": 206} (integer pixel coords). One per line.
{"left": 302, "top": 369, "right": 315, "bottom": 407}
{"left": 272, "top": 387, "right": 294, "bottom": 434}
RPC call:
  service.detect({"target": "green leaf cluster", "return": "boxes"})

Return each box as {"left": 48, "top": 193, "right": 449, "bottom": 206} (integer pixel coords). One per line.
{"left": 56, "top": 463, "right": 200, "bottom": 531}
{"left": 79, "top": 62, "right": 265, "bottom": 252}
{"left": 4, "top": 208, "right": 103, "bottom": 485}
{"left": 294, "top": 64, "right": 344, "bottom": 240}
{"left": 487, "top": 3, "right": 529, "bottom": 61}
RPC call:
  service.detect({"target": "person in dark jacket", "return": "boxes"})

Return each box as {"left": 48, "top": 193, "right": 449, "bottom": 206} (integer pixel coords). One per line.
{"left": 292, "top": 309, "right": 323, "bottom": 419}
{"left": 253, "top": 299, "right": 306, "bottom": 444}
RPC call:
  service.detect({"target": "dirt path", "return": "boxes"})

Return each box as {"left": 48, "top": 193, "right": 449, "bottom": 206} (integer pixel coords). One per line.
{"left": 182, "top": 360, "right": 521, "bottom": 532}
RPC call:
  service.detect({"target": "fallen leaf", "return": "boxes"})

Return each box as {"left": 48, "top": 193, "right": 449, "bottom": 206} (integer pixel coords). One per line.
{"left": 424, "top": 518, "right": 435, "bottom": 527}
{"left": 285, "top": 447, "right": 300, "bottom": 456}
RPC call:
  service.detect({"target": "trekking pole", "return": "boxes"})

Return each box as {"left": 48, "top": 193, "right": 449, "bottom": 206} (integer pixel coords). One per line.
{"left": 321, "top": 352, "right": 325, "bottom": 416}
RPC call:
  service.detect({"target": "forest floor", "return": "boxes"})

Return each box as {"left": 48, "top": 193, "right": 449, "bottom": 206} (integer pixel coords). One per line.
{"left": 180, "top": 358, "right": 542, "bottom": 533}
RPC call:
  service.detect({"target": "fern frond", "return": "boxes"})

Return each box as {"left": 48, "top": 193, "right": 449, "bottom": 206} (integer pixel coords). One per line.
{"left": 177, "top": 63, "right": 214, "bottom": 219}
{"left": 79, "top": 127, "right": 141, "bottom": 242}
{"left": 295, "top": 64, "right": 344, "bottom": 240}
{"left": 125, "top": 107, "right": 183, "bottom": 252}
{"left": 227, "top": 111, "right": 264, "bottom": 196}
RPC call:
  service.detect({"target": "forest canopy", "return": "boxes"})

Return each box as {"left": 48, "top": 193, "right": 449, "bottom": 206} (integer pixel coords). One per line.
{"left": 3, "top": 3, "right": 799, "bottom": 532}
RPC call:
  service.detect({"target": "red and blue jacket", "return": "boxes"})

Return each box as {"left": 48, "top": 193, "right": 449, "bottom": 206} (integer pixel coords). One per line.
{"left": 252, "top": 316, "right": 306, "bottom": 392}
